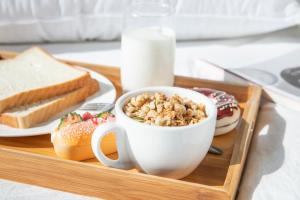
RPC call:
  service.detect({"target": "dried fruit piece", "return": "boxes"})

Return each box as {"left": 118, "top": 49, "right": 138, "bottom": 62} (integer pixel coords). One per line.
{"left": 58, "top": 112, "right": 82, "bottom": 130}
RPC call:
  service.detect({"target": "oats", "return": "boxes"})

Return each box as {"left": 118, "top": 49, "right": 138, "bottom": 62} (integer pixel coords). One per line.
{"left": 123, "top": 92, "right": 207, "bottom": 127}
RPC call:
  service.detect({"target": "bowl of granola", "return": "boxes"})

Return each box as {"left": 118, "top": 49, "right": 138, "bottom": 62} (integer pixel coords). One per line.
{"left": 92, "top": 86, "right": 217, "bottom": 179}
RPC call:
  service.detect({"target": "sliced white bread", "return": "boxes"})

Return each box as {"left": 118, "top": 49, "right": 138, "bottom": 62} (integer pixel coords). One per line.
{"left": 0, "top": 47, "right": 91, "bottom": 113}
{"left": 0, "top": 79, "right": 99, "bottom": 128}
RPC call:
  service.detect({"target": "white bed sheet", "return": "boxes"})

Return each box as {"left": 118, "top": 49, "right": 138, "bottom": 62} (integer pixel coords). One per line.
{"left": 0, "top": 0, "right": 300, "bottom": 43}
{"left": 0, "top": 27, "right": 300, "bottom": 200}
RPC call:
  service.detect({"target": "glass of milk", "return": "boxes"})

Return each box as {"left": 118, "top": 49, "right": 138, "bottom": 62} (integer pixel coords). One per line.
{"left": 121, "top": 0, "right": 176, "bottom": 91}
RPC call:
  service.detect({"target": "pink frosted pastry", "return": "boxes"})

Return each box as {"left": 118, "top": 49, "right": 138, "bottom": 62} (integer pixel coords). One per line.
{"left": 193, "top": 88, "right": 240, "bottom": 136}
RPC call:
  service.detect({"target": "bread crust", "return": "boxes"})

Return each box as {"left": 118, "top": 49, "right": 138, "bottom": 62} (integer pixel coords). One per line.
{"left": 53, "top": 143, "right": 95, "bottom": 161}
{"left": 52, "top": 133, "right": 117, "bottom": 161}
{"left": 0, "top": 79, "right": 99, "bottom": 128}
{"left": 0, "top": 47, "right": 91, "bottom": 113}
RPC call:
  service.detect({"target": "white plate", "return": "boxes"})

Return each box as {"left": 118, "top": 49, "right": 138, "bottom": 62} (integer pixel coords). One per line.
{"left": 0, "top": 67, "right": 116, "bottom": 137}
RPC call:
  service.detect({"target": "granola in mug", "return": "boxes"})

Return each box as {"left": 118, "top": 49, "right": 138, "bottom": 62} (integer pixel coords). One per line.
{"left": 123, "top": 93, "right": 207, "bottom": 127}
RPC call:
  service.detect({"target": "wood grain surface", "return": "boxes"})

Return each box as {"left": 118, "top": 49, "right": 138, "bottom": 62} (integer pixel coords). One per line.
{"left": 0, "top": 50, "right": 262, "bottom": 200}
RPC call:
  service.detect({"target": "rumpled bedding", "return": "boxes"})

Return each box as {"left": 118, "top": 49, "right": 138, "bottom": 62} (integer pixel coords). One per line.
{"left": 0, "top": 0, "right": 300, "bottom": 43}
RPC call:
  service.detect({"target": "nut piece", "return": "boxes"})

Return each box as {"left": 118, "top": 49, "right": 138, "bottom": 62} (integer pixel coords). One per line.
{"left": 123, "top": 92, "right": 207, "bottom": 127}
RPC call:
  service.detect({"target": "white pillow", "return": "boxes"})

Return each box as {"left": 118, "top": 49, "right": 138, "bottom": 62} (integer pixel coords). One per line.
{"left": 174, "top": 0, "right": 300, "bottom": 39}
{"left": 0, "top": 0, "right": 299, "bottom": 43}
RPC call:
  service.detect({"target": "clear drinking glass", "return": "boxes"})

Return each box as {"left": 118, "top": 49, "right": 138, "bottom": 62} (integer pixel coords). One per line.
{"left": 121, "top": 0, "right": 176, "bottom": 91}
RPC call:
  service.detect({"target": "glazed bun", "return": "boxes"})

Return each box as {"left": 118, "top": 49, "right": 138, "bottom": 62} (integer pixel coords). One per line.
{"left": 51, "top": 112, "right": 116, "bottom": 161}
{"left": 51, "top": 120, "right": 96, "bottom": 161}
{"left": 193, "top": 88, "right": 241, "bottom": 136}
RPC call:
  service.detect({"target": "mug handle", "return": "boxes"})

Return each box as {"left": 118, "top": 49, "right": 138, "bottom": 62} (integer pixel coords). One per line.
{"left": 91, "top": 122, "right": 134, "bottom": 169}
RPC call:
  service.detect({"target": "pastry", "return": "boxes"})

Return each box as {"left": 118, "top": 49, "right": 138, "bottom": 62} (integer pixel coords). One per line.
{"left": 51, "top": 112, "right": 116, "bottom": 161}
{"left": 193, "top": 88, "right": 240, "bottom": 136}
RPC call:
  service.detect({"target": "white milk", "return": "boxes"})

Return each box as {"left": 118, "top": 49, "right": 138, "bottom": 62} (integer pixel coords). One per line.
{"left": 121, "top": 27, "right": 176, "bottom": 91}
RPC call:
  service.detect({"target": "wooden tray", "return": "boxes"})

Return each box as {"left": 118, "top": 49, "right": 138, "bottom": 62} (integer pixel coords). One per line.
{"left": 0, "top": 50, "right": 261, "bottom": 200}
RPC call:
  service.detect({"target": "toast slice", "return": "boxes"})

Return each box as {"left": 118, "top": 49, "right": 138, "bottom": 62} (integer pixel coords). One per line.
{"left": 0, "top": 79, "right": 99, "bottom": 128}
{"left": 0, "top": 47, "right": 91, "bottom": 113}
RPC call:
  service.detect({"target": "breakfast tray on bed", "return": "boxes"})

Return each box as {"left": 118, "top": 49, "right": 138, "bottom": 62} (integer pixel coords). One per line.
{"left": 0, "top": 50, "right": 261, "bottom": 200}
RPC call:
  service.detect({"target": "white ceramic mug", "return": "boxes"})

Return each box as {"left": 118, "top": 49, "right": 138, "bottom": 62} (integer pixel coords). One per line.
{"left": 92, "top": 87, "right": 217, "bottom": 179}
